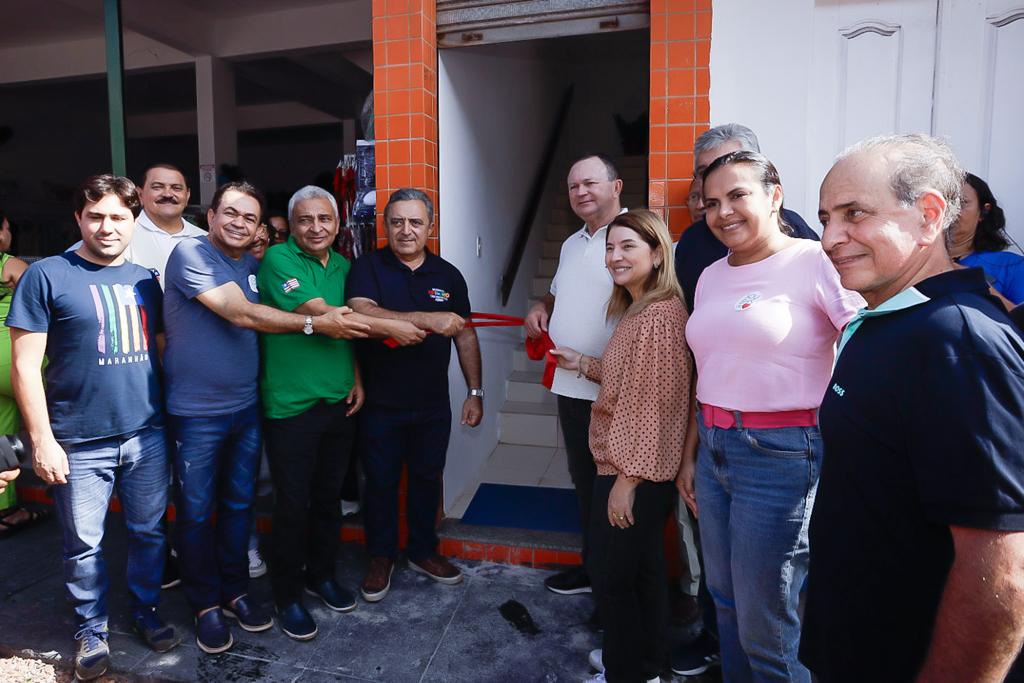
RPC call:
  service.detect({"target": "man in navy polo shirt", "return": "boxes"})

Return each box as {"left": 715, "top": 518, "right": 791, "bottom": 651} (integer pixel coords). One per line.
{"left": 801, "top": 133, "right": 1024, "bottom": 682}
{"left": 346, "top": 187, "right": 482, "bottom": 603}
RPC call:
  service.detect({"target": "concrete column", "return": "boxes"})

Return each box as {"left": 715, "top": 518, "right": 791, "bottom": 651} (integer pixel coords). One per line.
{"left": 195, "top": 56, "right": 237, "bottom": 204}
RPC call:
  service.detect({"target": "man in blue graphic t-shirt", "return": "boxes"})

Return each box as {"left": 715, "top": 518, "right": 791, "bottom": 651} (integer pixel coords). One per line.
{"left": 7, "top": 175, "right": 180, "bottom": 682}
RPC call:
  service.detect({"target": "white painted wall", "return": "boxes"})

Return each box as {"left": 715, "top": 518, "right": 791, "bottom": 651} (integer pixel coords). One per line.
{"left": 710, "top": 0, "right": 1024, "bottom": 247}
{"left": 438, "top": 41, "right": 563, "bottom": 510}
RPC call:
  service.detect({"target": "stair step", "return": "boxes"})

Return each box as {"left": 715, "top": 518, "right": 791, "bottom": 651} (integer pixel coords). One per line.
{"left": 537, "top": 257, "right": 558, "bottom": 277}
{"left": 545, "top": 223, "right": 576, "bottom": 240}
{"left": 550, "top": 207, "right": 576, "bottom": 224}
{"left": 542, "top": 240, "right": 562, "bottom": 258}
{"left": 438, "top": 519, "right": 582, "bottom": 568}
{"left": 500, "top": 399, "right": 559, "bottom": 416}
{"left": 514, "top": 348, "right": 545, "bottom": 372}
{"left": 499, "top": 399, "right": 560, "bottom": 447}
{"left": 507, "top": 370, "right": 555, "bottom": 404}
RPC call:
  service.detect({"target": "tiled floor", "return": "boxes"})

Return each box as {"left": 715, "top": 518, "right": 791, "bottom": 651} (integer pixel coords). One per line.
{"left": 447, "top": 444, "right": 572, "bottom": 519}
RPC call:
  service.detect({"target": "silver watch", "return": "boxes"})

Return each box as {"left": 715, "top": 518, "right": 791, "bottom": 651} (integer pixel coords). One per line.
{"left": 303, "top": 315, "right": 314, "bottom": 335}
{"left": 468, "top": 388, "right": 484, "bottom": 398}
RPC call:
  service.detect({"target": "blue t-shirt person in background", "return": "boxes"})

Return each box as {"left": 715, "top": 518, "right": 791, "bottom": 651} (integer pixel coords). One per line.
{"left": 949, "top": 172, "right": 1024, "bottom": 304}
{"left": 5, "top": 174, "right": 180, "bottom": 680}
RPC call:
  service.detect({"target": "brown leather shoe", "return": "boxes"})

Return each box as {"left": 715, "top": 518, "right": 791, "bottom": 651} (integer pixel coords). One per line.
{"left": 408, "top": 554, "right": 463, "bottom": 585}
{"left": 360, "top": 556, "right": 394, "bottom": 602}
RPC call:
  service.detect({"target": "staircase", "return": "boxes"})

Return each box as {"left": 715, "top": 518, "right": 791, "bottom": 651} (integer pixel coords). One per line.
{"left": 446, "top": 155, "right": 647, "bottom": 525}
{"left": 497, "top": 154, "right": 647, "bottom": 456}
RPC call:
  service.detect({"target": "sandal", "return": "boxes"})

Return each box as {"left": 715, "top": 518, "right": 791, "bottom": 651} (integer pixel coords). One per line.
{"left": 0, "top": 505, "right": 52, "bottom": 539}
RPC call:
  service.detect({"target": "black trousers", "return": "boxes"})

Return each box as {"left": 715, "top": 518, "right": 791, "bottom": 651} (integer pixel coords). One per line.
{"left": 588, "top": 475, "right": 675, "bottom": 683}
{"left": 264, "top": 400, "right": 355, "bottom": 606}
{"left": 557, "top": 394, "right": 597, "bottom": 565}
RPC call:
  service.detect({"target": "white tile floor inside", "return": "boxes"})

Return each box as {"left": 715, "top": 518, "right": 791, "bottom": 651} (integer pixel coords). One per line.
{"left": 448, "top": 444, "right": 572, "bottom": 519}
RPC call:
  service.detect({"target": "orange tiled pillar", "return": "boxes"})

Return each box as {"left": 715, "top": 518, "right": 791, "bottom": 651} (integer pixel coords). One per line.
{"left": 372, "top": 0, "right": 440, "bottom": 251}
{"left": 648, "top": 1, "right": 712, "bottom": 239}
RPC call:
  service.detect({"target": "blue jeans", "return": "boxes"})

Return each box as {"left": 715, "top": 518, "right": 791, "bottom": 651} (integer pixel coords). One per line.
{"left": 52, "top": 425, "right": 169, "bottom": 631}
{"left": 695, "top": 414, "right": 821, "bottom": 683}
{"left": 170, "top": 404, "right": 261, "bottom": 611}
{"left": 359, "top": 404, "right": 451, "bottom": 561}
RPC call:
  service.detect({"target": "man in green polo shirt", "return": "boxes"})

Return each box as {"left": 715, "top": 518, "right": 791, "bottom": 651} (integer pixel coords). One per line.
{"left": 257, "top": 185, "right": 424, "bottom": 641}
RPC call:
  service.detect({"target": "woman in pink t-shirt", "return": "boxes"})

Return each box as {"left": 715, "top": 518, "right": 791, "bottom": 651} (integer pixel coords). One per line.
{"left": 679, "top": 151, "right": 863, "bottom": 682}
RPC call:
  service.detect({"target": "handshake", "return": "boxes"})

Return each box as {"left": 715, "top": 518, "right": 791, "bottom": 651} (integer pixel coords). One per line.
{"left": 0, "top": 434, "right": 29, "bottom": 495}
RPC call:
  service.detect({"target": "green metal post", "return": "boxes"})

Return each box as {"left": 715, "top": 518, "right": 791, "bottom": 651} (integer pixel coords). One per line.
{"left": 103, "top": 0, "right": 127, "bottom": 176}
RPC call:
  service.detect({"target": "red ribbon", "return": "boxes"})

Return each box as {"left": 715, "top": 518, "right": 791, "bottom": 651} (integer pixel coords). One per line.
{"left": 382, "top": 312, "right": 525, "bottom": 347}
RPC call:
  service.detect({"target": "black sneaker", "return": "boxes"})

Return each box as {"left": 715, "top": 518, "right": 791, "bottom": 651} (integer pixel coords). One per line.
{"left": 161, "top": 548, "right": 181, "bottom": 589}
{"left": 277, "top": 601, "right": 318, "bottom": 641}
{"left": 671, "top": 630, "right": 721, "bottom": 676}
{"left": 133, "top": 606, "right": 181, "bottom": 653}
{"left": 305, "top": 579, "right": 357, "bottom": 612}
{"left": 73, "top": 627, "right": 110, "bottom": 681}
{"left": 223, "top": 594, "right": 274, "bottom": 632}
{"left": 544, "top": 565, "right": 592, "bottom": 595}
{"left": 195, "top": 608, "right": 233, "bottom": 654}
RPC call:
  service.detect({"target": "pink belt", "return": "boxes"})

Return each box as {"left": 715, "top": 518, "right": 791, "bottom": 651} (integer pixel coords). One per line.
{"left": 701, "top": 404, "right": 818, "bottom": 430}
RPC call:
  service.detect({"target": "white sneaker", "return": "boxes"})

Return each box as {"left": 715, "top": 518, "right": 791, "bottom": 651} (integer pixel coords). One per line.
{"left": 340, "top": 499, "right": 361, "bottom": 516}
{"left": 248, "top": 548, "right": 267, "bottom": 578}
{"left": 583, "top": 656, "right": 658, "bottom": 682}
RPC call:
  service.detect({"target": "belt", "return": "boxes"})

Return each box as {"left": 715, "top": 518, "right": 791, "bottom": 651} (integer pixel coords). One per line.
{"left": 700, "top": 403, "right": 818, "bottom": 430}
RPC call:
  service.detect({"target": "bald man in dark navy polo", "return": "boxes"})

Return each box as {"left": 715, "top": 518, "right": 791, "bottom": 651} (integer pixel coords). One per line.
{"left": 801, "top": 133, "right": 1024, "bottom": 683}
{"left": 346, "top": 187, "right": 482, "bottom": 605}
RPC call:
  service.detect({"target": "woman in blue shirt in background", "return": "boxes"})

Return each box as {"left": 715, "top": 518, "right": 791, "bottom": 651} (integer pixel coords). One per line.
{"left": 951, "top": 173, "right": 1024, "bottom": 304}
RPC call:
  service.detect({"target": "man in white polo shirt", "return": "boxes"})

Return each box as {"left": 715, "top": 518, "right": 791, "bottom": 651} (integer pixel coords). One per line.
{"left": 129, "top": 164, "right": 206, "bottom": 286}
{"left": 525, "top": 153, "right": 623, "bottom": 596}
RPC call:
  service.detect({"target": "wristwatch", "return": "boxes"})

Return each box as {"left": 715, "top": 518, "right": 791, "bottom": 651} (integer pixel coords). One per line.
{"left": 303, "top": 315, "right": 314, "bottom": 336}
{"left": 468, "top": 388, "right": 484, "bottom": 398}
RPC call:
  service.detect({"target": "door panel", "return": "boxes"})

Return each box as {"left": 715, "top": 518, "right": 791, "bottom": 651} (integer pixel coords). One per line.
{"left": 804, "top": 0, "right": 938, "bottom": 223}
{"left": 935, "top": 0, "right": 1024, "bottom": 245}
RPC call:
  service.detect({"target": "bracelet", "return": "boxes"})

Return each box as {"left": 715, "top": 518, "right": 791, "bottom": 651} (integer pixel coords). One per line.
{"left": 576, "top": 355, "right": 586, "bottom": 379}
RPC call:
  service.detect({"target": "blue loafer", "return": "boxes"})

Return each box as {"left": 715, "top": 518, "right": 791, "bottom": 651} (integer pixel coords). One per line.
{"left": 277, "top": 601, "right": 318, "bottom": 641}
{"left": 304, "top": 579, "right": 357, "bottom": 613}
{"left": 223, "top": 594, "right": 274, "bottom": 633}
{"left": 195, "top": 608, "right": 233, "bottom": 654}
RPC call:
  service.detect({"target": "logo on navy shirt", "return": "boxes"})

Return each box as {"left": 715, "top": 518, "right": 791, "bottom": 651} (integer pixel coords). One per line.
{"left": 832, "top": 383, "right": 846, "bottom": 397}
{"left": 735, "top": 292, "right": 761, "bottom": 311}
{"left": 427, "top": 288, "right": 450, "bottom": 303}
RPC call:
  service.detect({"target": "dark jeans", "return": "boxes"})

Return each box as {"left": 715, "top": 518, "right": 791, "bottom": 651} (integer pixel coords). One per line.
{"left": 557, "top": 394, "right": 597, "bottom": 565}
{"left": 588, "top": 475, "right": 675, "bottom": 683}
{"left": 264, "top": 399, "right": 356, "bottom": 606}
{"left": 53, "top": 425, "right": 169, "bottom": 631}
{"left": 359, "top": 404, "right": 451, "bottom": 562}
{"left": 170, "top": 405, "right": 261, "bottom": 611}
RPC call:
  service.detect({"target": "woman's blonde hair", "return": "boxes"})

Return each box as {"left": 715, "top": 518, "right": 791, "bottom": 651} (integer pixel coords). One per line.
{"left": 605, "top": 209, "right": 682, "bottom": 320}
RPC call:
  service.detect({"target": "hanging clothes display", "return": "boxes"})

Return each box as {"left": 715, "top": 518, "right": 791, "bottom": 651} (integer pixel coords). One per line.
{"left": 333, "top": 141, "right": 376, "bottom": 260}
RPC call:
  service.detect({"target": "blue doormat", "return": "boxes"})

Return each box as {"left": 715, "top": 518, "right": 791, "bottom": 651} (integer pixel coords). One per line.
{"left": 460, "top": 483, "right": 581, "bottom": 534}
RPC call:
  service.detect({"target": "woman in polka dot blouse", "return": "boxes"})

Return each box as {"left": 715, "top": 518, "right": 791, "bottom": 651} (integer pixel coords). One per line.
{"left": 551, "top": 209, "right": 692, "bottom": 683}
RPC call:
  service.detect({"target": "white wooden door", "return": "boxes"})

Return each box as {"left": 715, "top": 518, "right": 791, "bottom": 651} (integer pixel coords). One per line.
{"left": 934, "top": 0, "right": 1024, "bottom": 246}
{"left": 803, "top": 0, "right": 940, "bottom": 224}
